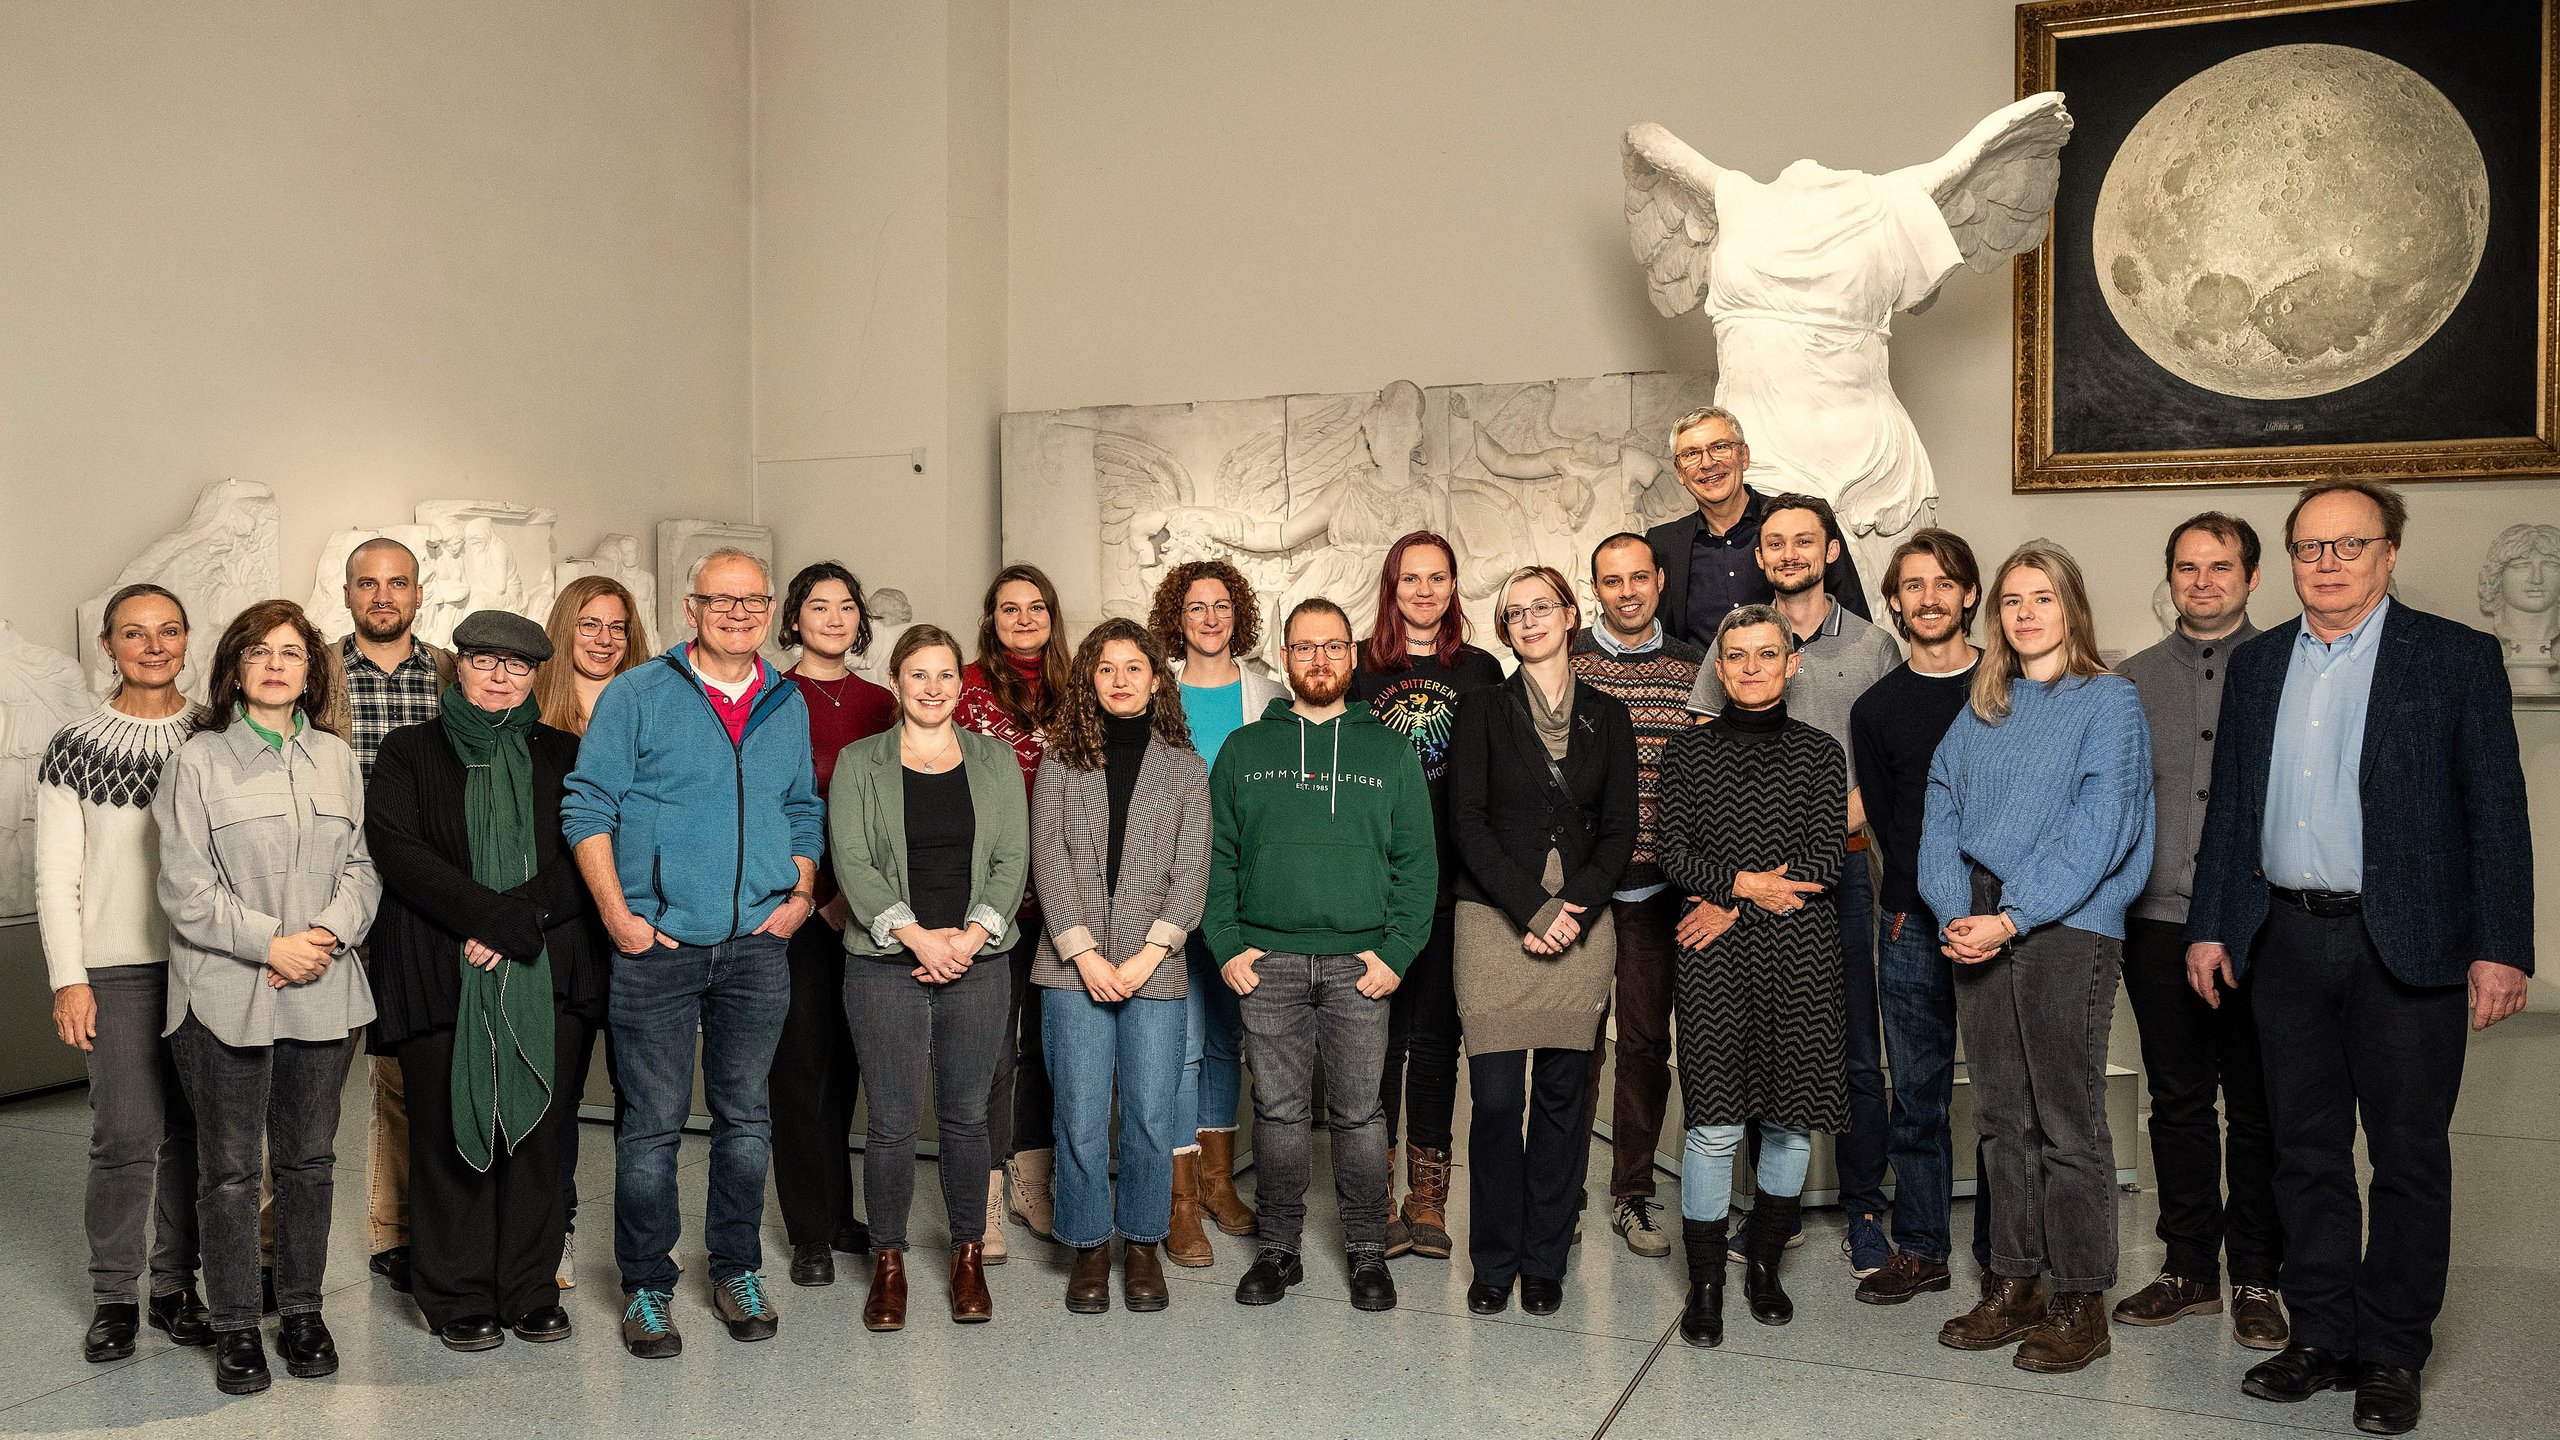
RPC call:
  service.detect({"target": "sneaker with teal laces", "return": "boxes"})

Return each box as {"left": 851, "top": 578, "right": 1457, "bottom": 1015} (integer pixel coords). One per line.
{"left": 621, "top": 1289, "right": 681, "bottom": 1359}
{"left": 714, "top": 1271, "right": 780, "bottom": 1342}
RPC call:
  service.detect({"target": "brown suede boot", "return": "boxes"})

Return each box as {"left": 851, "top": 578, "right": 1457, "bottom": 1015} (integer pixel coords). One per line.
{"left": 2014, "top": 1290, "right": 2112, "bottom": 1373}
{"left": 1939, "top": 1274, "right": 2046, "bottom": 1351}
{"left": 1195, "top": 1130, "right": 1257, "bottom": 1236}
{"left": 1403, "top": 1146, "right": 1453, "bottom": 1260}
{"left": 1166, "top": 1152, "right": 1215, "bottom": 1267}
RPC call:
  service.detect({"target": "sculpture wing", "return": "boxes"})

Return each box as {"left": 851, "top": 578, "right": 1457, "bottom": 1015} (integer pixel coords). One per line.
{"left": 1890, "top": 91, "right": 2073, "bottom": 275}
{"left": 1621, "top": 122, "right": 1724, "bottom": 318}
{"left": 1094, "top": 431, "right": 1193, "bottom": 537}
{"left": 1283, "top": 393, "right": 1368, "bottom": 519}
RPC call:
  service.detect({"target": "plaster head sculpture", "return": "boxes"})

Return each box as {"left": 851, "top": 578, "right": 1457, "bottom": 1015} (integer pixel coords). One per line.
{"left": 2479, "top": 522, "right": 2560, "bottom": 697}
{"left": 1623, "top": 93, "right": 2073, "bottom": 604}
{"left": 76, "top": 478, "right": 279, "bottom": 703}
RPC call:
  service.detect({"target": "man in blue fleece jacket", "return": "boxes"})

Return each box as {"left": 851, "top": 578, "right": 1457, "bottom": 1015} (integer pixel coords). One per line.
{"left": 562, "top": 548, "right": 822, "bottom": 1358}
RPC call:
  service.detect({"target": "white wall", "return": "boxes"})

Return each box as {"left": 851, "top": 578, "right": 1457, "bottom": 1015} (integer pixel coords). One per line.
{"left": 0, "top": 0, "right": 754, "bottom": 659}
{"left": 751, "top": 0, "right": 1006, "bottom": 641}
{"left": 1005, "top": 0, "right": 2559, "bottom": 993}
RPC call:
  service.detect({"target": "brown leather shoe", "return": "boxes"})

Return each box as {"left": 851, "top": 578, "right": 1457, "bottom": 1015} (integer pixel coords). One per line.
{"left": 2110, "top": 1271, "right": 2222, "bottom": 1327}
{"left": 2230, "top": 1284, "right": 2290, "bottom": 1351}
{"left": 1195, "top": 1130, "right": 1257, "bottom": 1236}
{"left": 949, "top": 1243, "right": 993, "bottom": 1323}
{"left": 1404, "top": 1146, "right": 1453, "bottom": 1259}
{"left": 1065, "top": 1244, "right": 1111, "bottom": 1314}
{"left": 863, "top": 1251, "right": 907, "bottom": 1332}
{"left": 1939, "top": 1274, "right": 2046, "bottom": 1351}
{"left": 1855, "top": 1250, "right": 1952, "bottom": 1306}
{"left": 1124, "top": 1242, "right": 1169, "bottom": 1313}
{"left": 2015, "top": 1290, "right": 2112, "bottom": 1373}
{"left": 1167, "top": 1153, "right": 1216, "bottom": 1267}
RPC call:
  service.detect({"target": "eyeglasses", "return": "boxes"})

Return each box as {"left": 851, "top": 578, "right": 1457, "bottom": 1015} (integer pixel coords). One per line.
{"left": 1182, "top": 601, "right": 1234, "bottom": 619}
{"left": 1674, "top": 440, "right": 1743, "bottom": 465}
{"left": 689, "top": 593, "right": 774, "bottom": 615}
{"left": 1502, "top": 598, "right": 1566, "bottom": 627}
{"left": 461, "top": 652, "right": 535, "bottom": 677}
{"left": 241, "top": 645, "right": 308, "bottom": 667}
{"left": 1284, "top": 640, "right": 1352, "bottom": 660}
{"left": 2286, "top": 536, "right": 2382, "bottom": 564}
{"left": 575, "top": 618, "right": 629, "bottom": 639}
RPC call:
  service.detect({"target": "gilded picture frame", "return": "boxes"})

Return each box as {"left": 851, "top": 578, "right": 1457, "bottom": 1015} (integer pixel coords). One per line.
{"left": 2012, "top": 0, "right": 2559, "bottom": 491}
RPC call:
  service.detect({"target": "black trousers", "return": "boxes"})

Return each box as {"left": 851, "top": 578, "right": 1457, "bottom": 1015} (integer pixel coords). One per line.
{"left": 985, "top": 925, "right": 1053, "bottom": 1161}
{"left": 2251, "top": 899, "right": 2468, "bottom": 1370}
{"left": 770, "top": 920, "right": 864, "bottom": 1246}
{"left": 1381, "top": 917, "right": 1462, "bottom": 1153}
{"left": 399, "top": 1011, "right": 584, "bottom": 1330}
{"left": 2122, "top": 917, "right": 2282, "bottom": 1286}
{"left": 1581, "top": 891, "right": 1678, "bottom": 1200}
{"left": 1467, "top": 1047, "right": 1589, "bottom": 1285}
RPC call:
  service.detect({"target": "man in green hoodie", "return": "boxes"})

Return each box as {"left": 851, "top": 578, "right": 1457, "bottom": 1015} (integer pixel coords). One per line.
{"left": 1207, "top": 598, "right": 1436, "bottom": 1314}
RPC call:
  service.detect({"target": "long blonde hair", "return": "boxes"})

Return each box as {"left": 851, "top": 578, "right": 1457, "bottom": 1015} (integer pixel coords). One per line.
{"left": 1971, "top": 542, "right": 2106, "bottom": 724}
{"left": 536, "top": 576, "right": 654, "bottom": 733}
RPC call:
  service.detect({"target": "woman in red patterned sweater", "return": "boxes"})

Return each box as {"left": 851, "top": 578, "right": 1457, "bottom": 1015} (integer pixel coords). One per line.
{"left": 956, "top": 563, "right": 1072, "bottom": 1257}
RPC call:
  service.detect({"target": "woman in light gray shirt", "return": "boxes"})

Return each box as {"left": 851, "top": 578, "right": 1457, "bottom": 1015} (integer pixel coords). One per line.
{"left": 154, "top": 600, "right": 379, "bottom": 1396}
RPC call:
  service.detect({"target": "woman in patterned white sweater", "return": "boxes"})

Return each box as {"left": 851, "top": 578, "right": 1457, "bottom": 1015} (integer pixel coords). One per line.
{"left": 37, "top": 584, "right": 209, "bottom": 1364}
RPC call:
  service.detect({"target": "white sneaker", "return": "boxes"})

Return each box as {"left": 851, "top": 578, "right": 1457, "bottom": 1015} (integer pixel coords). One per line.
{"left": 555, "top": 1232, "right": 576, "bottom": 1289}
{"left": 981, "top": 1172, "right": 1009, "bottom": 1263}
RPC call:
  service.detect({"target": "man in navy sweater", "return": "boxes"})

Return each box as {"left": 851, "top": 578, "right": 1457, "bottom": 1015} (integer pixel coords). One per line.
{"left": 2188, "top": 481, "right": 2534, "bottom": 1437}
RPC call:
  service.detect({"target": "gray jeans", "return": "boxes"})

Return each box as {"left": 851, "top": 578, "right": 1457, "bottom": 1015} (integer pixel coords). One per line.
{"left": 1235, "top": 951, "right": 1393, "bottom": 1255}
{"left": 843, "top": 952, "right": 1009, "bottom": 1253}
{"left": 169, "top": 1014, "right": 354, "bottom": 1331}
{"left": 1952, "top": 923, "right": 2119, "bottom": 1292}
{"left": 83, "top": 966, "right": 198, "bottom": 1304}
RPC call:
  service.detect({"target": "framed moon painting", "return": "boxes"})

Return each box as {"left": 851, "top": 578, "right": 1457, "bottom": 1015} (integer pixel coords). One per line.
{"left": 2012, "top": 0, "right": 2557, "bottom": 490}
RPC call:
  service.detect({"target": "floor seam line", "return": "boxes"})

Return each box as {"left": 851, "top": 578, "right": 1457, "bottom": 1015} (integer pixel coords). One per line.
{"left": 1590, "top": 1316, "right": 1677, "bottom": 1439}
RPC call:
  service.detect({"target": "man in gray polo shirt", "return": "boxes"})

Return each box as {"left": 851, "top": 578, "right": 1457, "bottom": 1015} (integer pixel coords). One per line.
{"left": 2113, "top": 512, "right": 2286, "bottom": 1352}
{"left": 1687, "top": 492, "right": 1901, "bottom": 1273}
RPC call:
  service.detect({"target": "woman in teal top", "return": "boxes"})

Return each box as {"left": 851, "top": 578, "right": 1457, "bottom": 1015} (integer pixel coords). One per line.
{"left": 1152, "top": 560, "right": 1285, "bottom": 1247}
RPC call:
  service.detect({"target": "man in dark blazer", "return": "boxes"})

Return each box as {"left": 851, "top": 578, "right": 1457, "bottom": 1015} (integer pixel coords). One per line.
{"left": 2187, "top": 480, "right": 2533, "bottom": 1437}
{"left": 1644, "top": 405, "right": 1868, "bottom": 644}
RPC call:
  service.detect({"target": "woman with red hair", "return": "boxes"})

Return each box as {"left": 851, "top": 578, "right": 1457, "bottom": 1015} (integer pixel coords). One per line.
{"left": 1350, "top": 531, "right": 1503, "bottom": 1259}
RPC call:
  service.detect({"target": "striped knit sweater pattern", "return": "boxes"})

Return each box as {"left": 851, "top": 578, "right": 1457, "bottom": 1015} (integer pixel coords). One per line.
{"left": 1570, "top": 632, "right": 1704, "bottom": 891}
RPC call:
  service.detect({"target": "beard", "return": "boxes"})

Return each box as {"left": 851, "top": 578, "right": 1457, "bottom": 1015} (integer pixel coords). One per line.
{"left": 1895, "top": 605, "right": 1962, "bottom": 644}
{"left": 1291, "top": 663, "right": 1350, "bottom": 705}
{"left": 1766, "top": 567, "right": 1822, "bottom": 598}
{"left": 354, "top": 608, "right": 413, "bottom": 643}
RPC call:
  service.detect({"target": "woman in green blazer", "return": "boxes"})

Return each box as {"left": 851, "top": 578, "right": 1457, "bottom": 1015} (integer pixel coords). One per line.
{"left": 828, "top": 624, "right": 1030, "bottom": 1332}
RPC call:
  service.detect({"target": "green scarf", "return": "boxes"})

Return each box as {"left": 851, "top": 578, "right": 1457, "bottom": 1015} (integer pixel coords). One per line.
{"left": 439, "top": 686, "right": 555, "bottom": 1172}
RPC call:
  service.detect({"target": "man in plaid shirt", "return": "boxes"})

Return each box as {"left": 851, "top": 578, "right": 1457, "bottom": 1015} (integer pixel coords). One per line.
{"left": 330, "top": 538, "right": 453, "bottom": 1299}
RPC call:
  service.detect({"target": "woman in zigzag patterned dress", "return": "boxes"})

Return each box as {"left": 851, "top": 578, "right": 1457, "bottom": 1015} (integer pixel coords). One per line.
{"left": 1656, "top": 604, "right": 1848, "bottom": 1351}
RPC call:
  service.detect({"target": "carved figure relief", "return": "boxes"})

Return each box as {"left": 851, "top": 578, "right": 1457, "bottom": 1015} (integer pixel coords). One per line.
{"left": 0, "top": 622, "right": 99, "bottom": 917}
{"left": 76, "top": 479, "right": 280, "bottom": 704}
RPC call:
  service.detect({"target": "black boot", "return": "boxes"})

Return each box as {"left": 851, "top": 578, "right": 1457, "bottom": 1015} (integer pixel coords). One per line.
{"left": 1679, "top": 1218, "right": 1726, "bottom": 1348}
{"left": 1744, "top": 1193, "right": 1799, "bottom": 1326}
{"left": 276, "top": 1312, "right": 338, "bottom": 1379}
{"left": 148, "top": 1287, "right": 214, "bottom": 1347}
{"left": 84, "top": 1303, "right": 139, "bottom": 1363}
{"left": 213, "top": 1328, "right": 271, "bottom": 1395}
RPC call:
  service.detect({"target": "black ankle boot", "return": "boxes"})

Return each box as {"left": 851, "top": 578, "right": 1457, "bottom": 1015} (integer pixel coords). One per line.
{"left": 148, "top": 1287, "right": 214, "bottom": 1347}
{"left": 213, "top": 1329, "right": 271, "bottom": 1395}
{"left": 84, "top": 1303, "right": 139, "bottom": 1363}
{"left": 276, "top": 1312, "right": 338, "bottom": 1378}
{"left": 1745, "top": 1194, "right": 1799, "bottom": 1326}
{"left": 1679, "top": 1218, "right": 1727, "bottom": 1348}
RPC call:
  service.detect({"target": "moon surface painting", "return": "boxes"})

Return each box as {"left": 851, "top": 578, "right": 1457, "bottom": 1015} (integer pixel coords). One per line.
{"left": 2091, "top": 44, "right": 2490, "bottom": 401}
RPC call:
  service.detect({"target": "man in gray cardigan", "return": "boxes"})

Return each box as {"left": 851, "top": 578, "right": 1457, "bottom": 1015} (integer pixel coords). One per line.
{"left": 2113, "top": 514, "right": 2283, "bottom": 1349}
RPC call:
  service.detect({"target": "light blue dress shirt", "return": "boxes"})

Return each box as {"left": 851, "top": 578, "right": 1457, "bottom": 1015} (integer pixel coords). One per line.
{"left": 2261, "top": 597, "right": 2388, "bottom": 891}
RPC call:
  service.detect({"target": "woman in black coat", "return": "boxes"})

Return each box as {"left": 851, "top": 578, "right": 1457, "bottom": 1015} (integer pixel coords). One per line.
{"left": 364, "top": 613, "right": 603, "bottom": 1352}
{"left": 1447, "top": 566, "right": 1637, "bottom": 1317}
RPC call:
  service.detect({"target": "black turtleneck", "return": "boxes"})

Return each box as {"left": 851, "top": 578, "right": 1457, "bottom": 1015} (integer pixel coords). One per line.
{"left": 1103, "top": 710, "right": 1153, "bottom": 894}
{"left": 1719, "top": 697, "right": 1789, "bottom": 740}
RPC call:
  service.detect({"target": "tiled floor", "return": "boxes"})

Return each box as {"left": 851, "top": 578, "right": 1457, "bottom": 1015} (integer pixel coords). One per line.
{"left": 1, "top": 1013, "right": 2551, "bottom": 1439}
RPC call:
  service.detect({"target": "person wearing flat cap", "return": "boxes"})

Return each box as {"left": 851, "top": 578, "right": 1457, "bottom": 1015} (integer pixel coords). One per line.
{"left": 363, "top": 610, "right": 604, "bottom": 1352}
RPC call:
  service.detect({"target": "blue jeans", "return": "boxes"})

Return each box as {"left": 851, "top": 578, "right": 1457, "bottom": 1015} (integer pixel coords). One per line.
{"left": 1174, "top": 932, "right": 1245, "bottom": 1140}
{"left": 1680, "top": 1121, "right": 1811, "bottom": 1224}
{"left": 1042, "top": 985, "right": 1187, "bottom": 1247}
{"left": 610, "top": 933, "right": 791, "bottom": 1292}
{"left": 1835, "top": 854, "right": 1888, "bottom": 1217}
{"left": 1879, "top": 914, "right": 1993, "bottom": 1267}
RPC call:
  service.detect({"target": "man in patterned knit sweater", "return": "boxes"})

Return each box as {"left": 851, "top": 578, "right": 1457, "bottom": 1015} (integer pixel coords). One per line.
{"left": 1568, "top": 533, "right": 1707, "bottom": 1259}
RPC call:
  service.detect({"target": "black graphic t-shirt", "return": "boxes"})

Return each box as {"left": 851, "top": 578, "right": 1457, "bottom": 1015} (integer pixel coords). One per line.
{"left": 1352, "top": 646, "right": 1504, "bottom": 910}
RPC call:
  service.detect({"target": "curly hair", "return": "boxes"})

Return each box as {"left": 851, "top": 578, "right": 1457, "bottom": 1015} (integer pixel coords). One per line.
{"left": 1145, "top": 558, "right": 1261, "bottom": 665}
{"left": 205, "top": 599, "right": 346, "bottom": 741}
{"left": 1047, "top": 619, "right": 1193, "bottom": 772}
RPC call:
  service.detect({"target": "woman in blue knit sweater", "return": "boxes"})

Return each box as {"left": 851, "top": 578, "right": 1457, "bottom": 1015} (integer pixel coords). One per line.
{"left": 1920, "top": 543, "right": 2153, "bottom": 1377}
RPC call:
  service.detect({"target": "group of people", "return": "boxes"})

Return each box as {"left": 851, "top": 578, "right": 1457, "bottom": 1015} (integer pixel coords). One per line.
{"left": 36, "top": 403, "right": 2532, "bottom": 1437}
